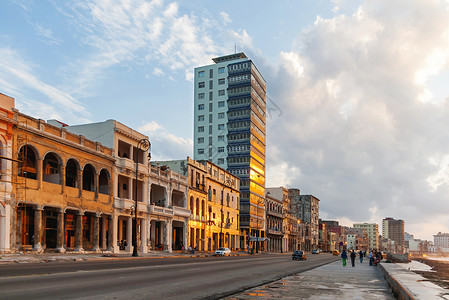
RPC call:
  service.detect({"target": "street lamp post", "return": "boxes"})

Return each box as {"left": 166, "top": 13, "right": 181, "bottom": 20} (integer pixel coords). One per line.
{"left": 255, "top": 197, "right": 264, "bottom": 253}
{"left": 132, "top": 138, "right": 151, "bottom": 257}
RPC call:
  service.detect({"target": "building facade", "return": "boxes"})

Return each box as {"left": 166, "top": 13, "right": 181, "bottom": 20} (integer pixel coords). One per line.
{"left": 156, "top": 158, "right": 241, "bottom": 251}
{"left": 8, "top": 106, "right": 116, "bottom": 253}
{"left": 434, "top": 232, "right": 449, "bottom": 251}
{"left": 193, "top": 53, "right": 267, "bottom": 251}
{"left": 265, "top": 191, "right": 283, "bottom": 252}
{"left": 382, "top": 217, "right": 405, "bottom": 253}
{"left": 0, "top": 94, "right": 14, "bottom": 253}
{"left": 289, "top": 192, "right": 320, "bottom": 251}
{"left": 64, "top": 120, "right": 190, "bottom": 254}
{"left": 354, "top": 223, "right": 379, "bottom": 250}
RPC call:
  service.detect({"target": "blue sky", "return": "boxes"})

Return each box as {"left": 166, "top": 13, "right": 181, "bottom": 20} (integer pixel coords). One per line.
{"left": 2, "top": 0, "right": 449, "bottom": 241}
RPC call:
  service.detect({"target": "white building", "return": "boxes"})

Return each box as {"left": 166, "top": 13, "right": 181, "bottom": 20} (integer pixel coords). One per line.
{"left": 354, "top": 223, "right": 379, "bottom": 250}
{"left": 434, "top": 232, "right": 449, "bottom": 252}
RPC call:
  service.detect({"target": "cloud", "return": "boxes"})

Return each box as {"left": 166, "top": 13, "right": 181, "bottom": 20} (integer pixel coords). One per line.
{"left": 33, "top": 24, "right": 62, "bottom": 45}
{"left": 0, "top": 47, "right": 90, "bottom": 123}
{"left": 264, "top": 0, "right": 449, "bottom": 240}
{"left": 57, "top": 0, "right": 227, "bottom": 93}
{"left": 219, "top": 12, "right": 231, "bottom": 25}
{"left": 138, "top": 121, "right": 192, "bottom": 161}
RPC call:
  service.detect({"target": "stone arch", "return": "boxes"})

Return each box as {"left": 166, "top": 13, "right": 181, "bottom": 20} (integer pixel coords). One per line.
{"left": 82, "top": 163, "right": 96, "bottom": 192}
{"left": 98, "top": 168, "right": 110, "bottom": 195}
{"left": 65, "top": 158, "right": 80, "bottom": 188}
{"left": 42, "top": 151, "right": 63, "bottom": 184}
{"left": 18, "top": 144, "right": 39, "bottom": 180}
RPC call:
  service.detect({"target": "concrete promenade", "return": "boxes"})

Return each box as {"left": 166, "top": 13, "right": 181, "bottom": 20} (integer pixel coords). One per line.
{"left": 226, "top": 258, "right": 395, "bottom": 299}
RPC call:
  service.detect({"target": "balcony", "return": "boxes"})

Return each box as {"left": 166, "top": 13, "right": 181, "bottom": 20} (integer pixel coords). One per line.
{"left": 149, "top": 204, "right": 173, "bottom": 216}
{"left": 268, "top": 228, "right": 283, "bottom": 236}
{"left": 173, "top": 206, "right": 191, "bottom": 218}
{"left": 116, "top": 157, "right": 149, "bottom": 175}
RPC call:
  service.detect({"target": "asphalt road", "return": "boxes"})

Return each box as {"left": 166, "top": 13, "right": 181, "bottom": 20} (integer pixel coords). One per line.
{"left": 0, "top": 253, "right": 339, "bottom": 300}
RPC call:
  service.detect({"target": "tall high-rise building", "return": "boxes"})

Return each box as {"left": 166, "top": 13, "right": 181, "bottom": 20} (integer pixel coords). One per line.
{"left": 382, "top": 217, "right": 405, "bottom": 253}
{"left": 193, "top": 53, "right": 267, "bottom": 249}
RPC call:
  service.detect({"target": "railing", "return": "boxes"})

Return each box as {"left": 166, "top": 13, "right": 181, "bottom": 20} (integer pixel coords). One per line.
{"left": 149, "top": 204, "right": 173, "bottom": 216}
{"left": 173, "top": 206, "right": 191, "bottom": 218}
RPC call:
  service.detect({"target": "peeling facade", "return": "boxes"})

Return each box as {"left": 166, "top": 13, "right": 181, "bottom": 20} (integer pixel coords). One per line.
{"left": 156, "top": 157, "right": 241, "bottom": 251}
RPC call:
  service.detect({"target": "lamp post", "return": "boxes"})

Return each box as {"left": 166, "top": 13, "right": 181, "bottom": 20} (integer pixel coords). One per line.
{"left": 255, "top": 197, "right": 264, "bottom": 253}
{"left": 132, "top": 138, "right": 151, "bottom": 257}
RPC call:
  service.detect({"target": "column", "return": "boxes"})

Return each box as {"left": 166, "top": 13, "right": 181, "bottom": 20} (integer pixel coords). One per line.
{"left": 92, "top": 214, "right": 100, "bottom": 252}
{"left": 32, "top": 207, "right": 43, "bottom": 253}
{"left": 15, "top": 208, "right": 22, "bottom": 250}
{"left": 126, "top": 216, "right": 132, "bottom": 252}
{"left": 60, "top": 165, "right": 66, "bottom": 194}
{"left": 108, "top": 215, "right": 114, "bottom": 252}
{"left": 37, "top": 159, "right": 43, "bottom": 189}
{"left": 183, "top": 218, "right": 188, "bottom": 251}
{"left": 165, "top": 220, "right": 172, "bottom": 252}
{"left": 74, "top": 211, "right": 84, "bottom": 252}
{"left": 101, "top": 217, "right": 107, "bottom": 249}
{"left": 141, "top": 217, "right": 148, "bottom": 253}
{"left": 56, "top": 209, "right": 65, "bottom": 253}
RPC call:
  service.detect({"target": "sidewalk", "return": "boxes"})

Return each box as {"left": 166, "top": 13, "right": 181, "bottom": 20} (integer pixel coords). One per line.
{"left": 0, "top": 250, "right": 250, "bottom": 264}
{"left": 226, "top": 259, "right": 395, "bottom": 299}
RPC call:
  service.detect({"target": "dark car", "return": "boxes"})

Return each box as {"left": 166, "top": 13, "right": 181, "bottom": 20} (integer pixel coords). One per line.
{"left": 292, "top": 250, "right": 306, "bottom": 260}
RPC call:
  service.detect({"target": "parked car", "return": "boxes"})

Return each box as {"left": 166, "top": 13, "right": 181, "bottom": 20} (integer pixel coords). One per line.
{"left": 214, "top": 247, "right": 231, "bottom": 256}
{"left": 332, "top": 250, "right": 340, "bottom": 256}
{"left": 312, "top": 249, "right": 320, "bottom": 254}
{"left": 292, "top": 250, "right": 307, "bottom": 260}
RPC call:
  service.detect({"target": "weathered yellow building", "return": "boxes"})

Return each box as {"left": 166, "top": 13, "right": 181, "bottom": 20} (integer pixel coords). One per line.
{"left": 0, "top": 94, "right": 116, "bottom": 253}
{"left": 156, "top": 157, "right": 240, "bottom": 251}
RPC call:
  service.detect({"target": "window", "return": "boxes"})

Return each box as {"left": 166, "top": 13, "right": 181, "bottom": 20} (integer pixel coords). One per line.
{"left": 198, "top": 115, "right": 204, "bottom": 121}
{"left": 198, "top": 71, "right": 205, "bottom": 77}
{"left": 198, "top": 104, "right": 204, "bottom": 110}
{"left": 209, "top": 80, "right": 213, "bottom": 89}
{"left": 198, "top": 82, "right": 205, "bottom": 88}
{"left": 218, "top": 147, "right": 224, "bottom": 153}
{"left": 198, "top": 149, "right": 204, "bottom": 154}
{"left": 209, "top": 91, "right": 213, "bottom": 101}
{"left": 209, "top": 69, "right": 213, "bottom": 78}
{"left": 218, "top": 124, "right": 225, "bottom": 130}
{"left": 218, "top": 158, "right": 224, "bottom": 164}
{"left": 218, "top": 135, "right": 225, "bottom": 142}
{"left": 218, "top": 101, "right": 225, "bottom": 107}
{"left": 198, "top": 137, "right": 204, "bottom": 143}
{"left": 218, "top": 67, "right": 225, "bottom": 74}
{"left": 198, "top": 93, "right": 205, "bottom": 99}
{"left": 218, "top": 78, "right": 225, "bottom": 85}
{"left": 198, "top": 126, "right": 204, "bottom": 132}
{"left": 218, "top": 90, "right": 225, "bottom": 96}
{"left": 218, "top": 112, "right": 225, "bottom": 119}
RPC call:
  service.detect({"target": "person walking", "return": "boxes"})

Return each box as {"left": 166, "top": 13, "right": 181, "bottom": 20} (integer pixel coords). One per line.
{"left": 341, "top": 250, "right": 348, "bottom": 267}
{"left": 359, "top": 250, "right": 363, "bottom": 263}
{"left": 350, "top": 250, "right": 356, "bottom": 267}
{"left": 369, "top": 251, "right": 373, "bottom": 266}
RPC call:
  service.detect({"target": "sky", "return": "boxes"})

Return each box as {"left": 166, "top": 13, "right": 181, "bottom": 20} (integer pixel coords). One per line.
{"left": 1, "top": 0, "right": 449, "bottom": 241}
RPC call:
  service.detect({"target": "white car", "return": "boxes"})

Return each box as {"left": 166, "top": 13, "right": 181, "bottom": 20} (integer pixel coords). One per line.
{"left": 214, "top": 247, "right": 231, "bottom": 256}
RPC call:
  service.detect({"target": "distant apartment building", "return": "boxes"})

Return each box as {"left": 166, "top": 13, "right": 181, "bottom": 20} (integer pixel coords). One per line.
{"left": 354, "top": 223, "right": 379, "bottom": 250}
{"left": 289, "top": 191, "right": 320, "bottom": 251}
{"left": 434, "top": 232, "right": 449, "bottom": 251}
{"left": 382, "top": 217, "right": 405, "bottom": 253}
{"left": 193, "top": 53, "right": 267, "bottom": 250}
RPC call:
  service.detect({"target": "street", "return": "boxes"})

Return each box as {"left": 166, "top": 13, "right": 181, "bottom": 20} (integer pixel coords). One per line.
{"left": 0, "top": 253, "right": 338, "bottom": 299}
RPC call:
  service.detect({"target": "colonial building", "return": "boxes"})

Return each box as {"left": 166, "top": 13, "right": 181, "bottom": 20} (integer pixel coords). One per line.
{"left": 267, "top": 187, "right": 297, "bottom": 252}
{"left": 7, "top": 102, "right": 115, "bottom": 253}
{"left": 0, "top": 94, "right": 15, "bottom": 253}
{"left": 64, "top": 120, "right": 190, "bottom": 254}
{"left": 156, "top": 157, "right": 240, "bottom": 251}
{"left": 265, "top": 191, "right": 283, "bottom": 252}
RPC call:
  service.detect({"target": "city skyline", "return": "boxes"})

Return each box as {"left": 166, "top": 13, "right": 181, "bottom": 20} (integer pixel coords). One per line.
{"left": 1, "top": 0, "right": 449, "bottom": 240}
